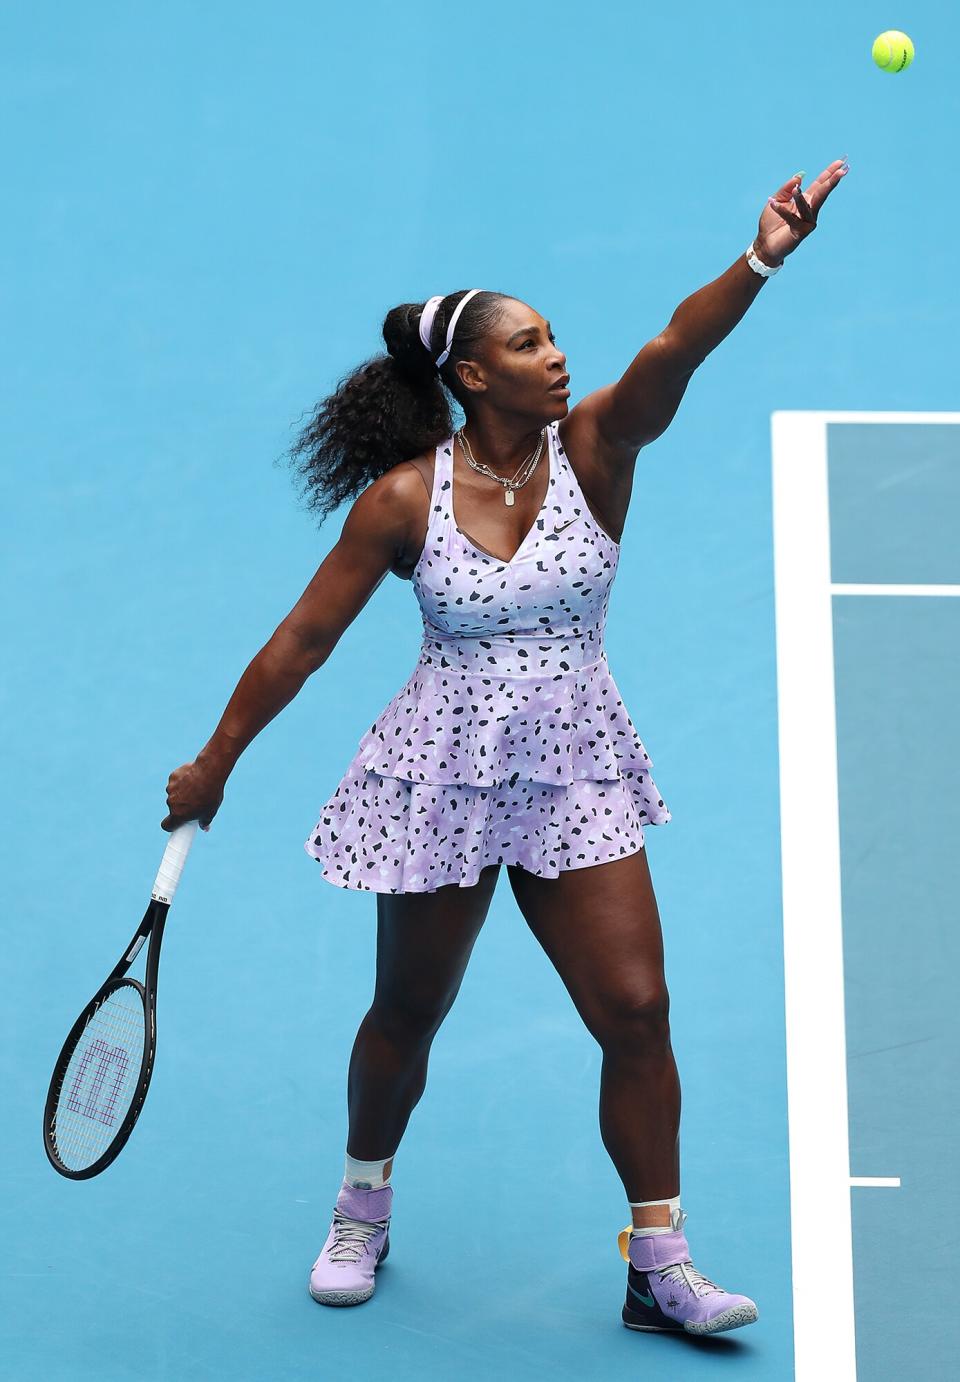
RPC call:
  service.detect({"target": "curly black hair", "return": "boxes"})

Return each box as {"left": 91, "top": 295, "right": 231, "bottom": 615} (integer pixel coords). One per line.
{"left": 280, "top": 289, "right": 512, "bottom": 526}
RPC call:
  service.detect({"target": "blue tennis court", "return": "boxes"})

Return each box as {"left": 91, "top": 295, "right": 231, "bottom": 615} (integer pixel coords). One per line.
{"left": 773, "top": 414, "right": 960, "bottom": 1381}
{"left": 2, "top": 3, "right": 957, "bottom": 1379}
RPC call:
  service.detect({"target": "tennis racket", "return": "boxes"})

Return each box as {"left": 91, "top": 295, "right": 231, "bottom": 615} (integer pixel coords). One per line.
{"left": 43, "top": 820, "right": 199, "bottom": 1179}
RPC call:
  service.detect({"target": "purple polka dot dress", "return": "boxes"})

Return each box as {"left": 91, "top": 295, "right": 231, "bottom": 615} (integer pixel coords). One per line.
{"left": 304, "top": 421, "right": 671, "bottom": 893}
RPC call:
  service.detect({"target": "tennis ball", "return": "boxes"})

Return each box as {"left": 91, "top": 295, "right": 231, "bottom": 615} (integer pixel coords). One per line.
{"left": 871, "top": 29, "right": 914, "bottom": 72}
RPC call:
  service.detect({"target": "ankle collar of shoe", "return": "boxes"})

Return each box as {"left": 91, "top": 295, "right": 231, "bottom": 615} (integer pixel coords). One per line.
{"left": 627, "top": 1227, "right": 690, "bottom": 1272}
{"left": 337, "top": 1181, "right": 393, "bottom": 1220}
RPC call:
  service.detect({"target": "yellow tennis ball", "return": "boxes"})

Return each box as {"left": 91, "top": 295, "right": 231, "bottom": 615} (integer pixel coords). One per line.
{"left": 871, "top": 29, "right": 914, "bottom": 72}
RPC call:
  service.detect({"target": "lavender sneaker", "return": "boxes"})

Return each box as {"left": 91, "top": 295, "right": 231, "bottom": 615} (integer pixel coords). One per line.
{"left": 308, "top": 1181, "right": 392, "bottom": 1306}
{"left": 619, "top": 1210, "right": 759, "bottom": 1336}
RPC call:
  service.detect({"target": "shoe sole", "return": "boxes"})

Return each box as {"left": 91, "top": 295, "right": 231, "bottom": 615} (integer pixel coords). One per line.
{"left": 623, "top": 1303, "right": 759, "bottom": 1335}
{"left": 308, "top": 1284, "right": 374, "bottom": 1306}
{"left": 308, "top": 1235, "right": 389, "bottom": 1307}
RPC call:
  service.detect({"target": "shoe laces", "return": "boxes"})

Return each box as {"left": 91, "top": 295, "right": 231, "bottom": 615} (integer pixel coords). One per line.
{"left": 327, "top": 1208, "right": 388, "bottom": 1265}
{"left": 656, "top": 1260, "right": 723, "bottom": 1298}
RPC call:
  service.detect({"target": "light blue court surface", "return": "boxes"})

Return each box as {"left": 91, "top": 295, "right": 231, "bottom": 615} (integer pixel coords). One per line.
{"left": 829, "top": 422, "right": 959, "bottom": 1380}
{"left": 2, "top": 4, "right": 958, "bottom": 1380}
{"left": 772, "top": 414, "right": 960, "bottom": 1381}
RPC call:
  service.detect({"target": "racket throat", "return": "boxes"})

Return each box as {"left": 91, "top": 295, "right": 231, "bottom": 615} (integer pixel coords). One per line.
{"left": 125, "top": 934, "right": 147, "bottom": 964}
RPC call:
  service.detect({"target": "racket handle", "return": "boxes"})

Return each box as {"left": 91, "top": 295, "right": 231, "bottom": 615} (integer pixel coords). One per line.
{"left": 152, "top": 820, "right": 199, "bottom": 905}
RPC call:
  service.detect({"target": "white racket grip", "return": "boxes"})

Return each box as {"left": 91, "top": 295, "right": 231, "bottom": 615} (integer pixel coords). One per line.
{"left": 151, "top": 820, "right": 199, "bottom": 904}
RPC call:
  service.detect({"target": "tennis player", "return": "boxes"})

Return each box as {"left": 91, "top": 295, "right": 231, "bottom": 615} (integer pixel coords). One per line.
{"left": 162, "top": 160, "right": 847, "bottom": 1334}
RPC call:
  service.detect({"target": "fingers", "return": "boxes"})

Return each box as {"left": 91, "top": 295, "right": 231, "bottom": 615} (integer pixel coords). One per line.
{"left": 161, "top": 813, "right": 193, "bottom": 832}
{"left": 767, "top": 197, "right": 806, "bottom": 230}
{"left": 767, "top": 173, "right": 811, "bottom": 229}
{"left": 772, "top": 172, "right": 803, "bottom": 203}
{"left": 786, "top": 172, "right": 816, "bottom": 221}
{"left": 761, "top": 155, "right": 849, "bottom": 247}
{"left": 161, "top": 814, "right": 211, "bottom": 832}
{"left": 793, "top": 186, "right": 815, "bottom": 222}
{"left": 783, "top": 157, "right": 850, "bottom": 214}
{"left": 817, "top": 157, "right": 849, "bottom": 182}
{"left": 163, "top": 759, "right": 221, "bottom": 832}
{"left": 769, "top": 206, "right": 804, "bottom": 231}
{"left": 769, "top": 165, "right": 827, "bottom": 226}
{"left": 807, "top": 158, "right": 850, "bottom": 209}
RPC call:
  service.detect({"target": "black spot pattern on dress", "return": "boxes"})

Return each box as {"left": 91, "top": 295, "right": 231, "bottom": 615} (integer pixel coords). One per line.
{"left": 305, "top": 421, "right": 670, "bottom": 893}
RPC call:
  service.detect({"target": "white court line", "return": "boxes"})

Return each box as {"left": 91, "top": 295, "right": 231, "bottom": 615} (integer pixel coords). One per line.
{"left": 833, "top": 584, "right": 960, "bottom": 597}
{"left": 772, "top": 412, "right": 856, "bottom": 1380}
{"left": 850, "top": 1178, "right": 901, "bottom": 1187}
{"left": 771, "top": 409, "right": 960, "bottom": 1382}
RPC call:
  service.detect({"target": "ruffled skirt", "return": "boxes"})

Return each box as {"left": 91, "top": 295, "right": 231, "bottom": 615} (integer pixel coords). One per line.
{"left": 304, "top": 759, "right": 670, "bottom": 894}
{"left": 304, "top": 649, "right": 671, "bottom": 894}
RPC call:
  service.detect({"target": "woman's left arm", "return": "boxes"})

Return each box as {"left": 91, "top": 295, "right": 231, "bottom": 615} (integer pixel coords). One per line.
{"left": 585, "top": 158, "right": 849, "bottom": 454}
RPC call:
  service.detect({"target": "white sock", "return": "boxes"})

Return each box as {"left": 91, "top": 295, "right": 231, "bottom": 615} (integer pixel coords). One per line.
{"left": 629, "top": 1194, "right": 681, "bottom": 1236}
{"left": 344, "top": 1153, "right": 394, "bottom": 1189}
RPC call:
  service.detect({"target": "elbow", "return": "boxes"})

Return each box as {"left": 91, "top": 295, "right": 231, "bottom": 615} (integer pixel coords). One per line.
{"left": 299, "top": 638, "right": 335, "bottom": 676}
{"left": 275, "top": 622, "right": 335, "bottom": 677}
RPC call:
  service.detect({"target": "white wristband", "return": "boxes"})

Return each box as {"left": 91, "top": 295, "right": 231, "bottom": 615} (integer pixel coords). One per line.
{"left": 745, "top": 242, "right": 783, "bottom": 277}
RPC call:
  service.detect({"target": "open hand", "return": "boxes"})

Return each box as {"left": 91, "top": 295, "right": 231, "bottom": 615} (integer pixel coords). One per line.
{"left": 754, "top": 158, "right": 849, "bottom": 266}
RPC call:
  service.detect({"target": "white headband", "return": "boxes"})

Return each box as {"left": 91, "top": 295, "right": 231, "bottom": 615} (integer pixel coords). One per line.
{"left": 418, "top": 289, "right": 483, "bottom": 367}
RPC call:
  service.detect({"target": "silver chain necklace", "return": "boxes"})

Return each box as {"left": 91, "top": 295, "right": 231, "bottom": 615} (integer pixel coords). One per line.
{"left": 455, "top": 426, "right": 546, "bottom": 507}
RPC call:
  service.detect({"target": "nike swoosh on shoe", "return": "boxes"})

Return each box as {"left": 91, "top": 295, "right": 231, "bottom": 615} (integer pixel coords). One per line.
{"left": 627, "top": 1281, "right": 656, "bottom": 1308}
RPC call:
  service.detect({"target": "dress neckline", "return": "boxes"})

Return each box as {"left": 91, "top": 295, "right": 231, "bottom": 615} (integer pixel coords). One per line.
{"left": 450, "top": 424, "right": 553, "bottom": 566}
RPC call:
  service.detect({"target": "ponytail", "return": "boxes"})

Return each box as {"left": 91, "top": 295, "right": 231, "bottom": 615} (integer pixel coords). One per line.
{"left": 282, "top": 289, "right": 508, "bottom": 526}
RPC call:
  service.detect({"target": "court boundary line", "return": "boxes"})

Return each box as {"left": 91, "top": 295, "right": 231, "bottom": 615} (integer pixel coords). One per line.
{"left": 771, "top": 409, "right": 960, "bottom": 1382}
{"left": 833, "top": 584, "right": 960, "bottom": 596}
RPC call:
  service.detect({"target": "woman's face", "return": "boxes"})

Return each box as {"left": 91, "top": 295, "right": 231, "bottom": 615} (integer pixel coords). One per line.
{"left": 458, "top": 298, "right": 570, "bottom": 422}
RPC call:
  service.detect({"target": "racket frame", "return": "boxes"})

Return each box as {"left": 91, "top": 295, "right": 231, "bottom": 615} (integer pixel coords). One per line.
{"left": 43, "top": 899, "right": 169, "bottom": 1179}
{"left": 43, "top": 820, "right": 196, "bottom": 1179}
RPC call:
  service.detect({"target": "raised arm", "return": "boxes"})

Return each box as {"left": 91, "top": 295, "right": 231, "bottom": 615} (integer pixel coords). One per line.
{"left": 576, "top": 159, "right": 849, "bottom": 458}
{"left": 160, "top": 465, "right": 417, "bottom": 831}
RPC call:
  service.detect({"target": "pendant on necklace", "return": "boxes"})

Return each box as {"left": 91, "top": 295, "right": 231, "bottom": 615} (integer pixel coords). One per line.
{"left": 504, "top": 488, "right": 515, "bottom": 507}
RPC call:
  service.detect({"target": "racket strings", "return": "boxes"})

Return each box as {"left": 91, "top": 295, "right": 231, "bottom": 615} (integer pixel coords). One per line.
{"left": 52, "top": 986, "right": 147, "bottom": 1171}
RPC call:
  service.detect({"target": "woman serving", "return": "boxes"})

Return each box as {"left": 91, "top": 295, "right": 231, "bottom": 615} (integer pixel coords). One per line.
{"left": 162, "top": 160, "right": 847, "bottom": 1335}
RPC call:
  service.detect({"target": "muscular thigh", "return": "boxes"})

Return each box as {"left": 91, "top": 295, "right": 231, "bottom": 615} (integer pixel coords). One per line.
{"left": 506, "top": 849, "right": 668, "bottom": 1033}
{"left": 372, "top": 863, "right": 501, "bottom": 1020}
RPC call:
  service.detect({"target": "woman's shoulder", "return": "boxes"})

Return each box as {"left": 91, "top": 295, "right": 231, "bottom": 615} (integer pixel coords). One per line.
{"left": 351, "top": 450, "right": 435, "bottom": 579}
{"left": 389, "top": 447, "right": 435, "bottom": 504}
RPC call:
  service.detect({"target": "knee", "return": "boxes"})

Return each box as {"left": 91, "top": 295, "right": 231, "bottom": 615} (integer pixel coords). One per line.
{"left": 590, "top": 982, "right": 672, "bottom": 1055}
{"left": 367, "top": 989, "right": 451, "bottom": 1048}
